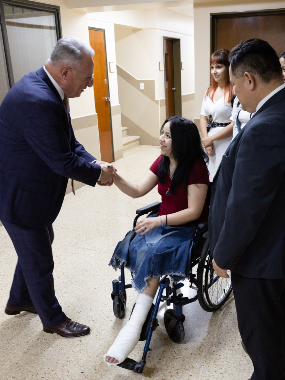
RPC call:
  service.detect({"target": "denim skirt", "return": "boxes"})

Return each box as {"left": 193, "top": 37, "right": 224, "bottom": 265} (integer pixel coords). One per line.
{"left": 109, "top": 219, "right": 196, "bottom": 292}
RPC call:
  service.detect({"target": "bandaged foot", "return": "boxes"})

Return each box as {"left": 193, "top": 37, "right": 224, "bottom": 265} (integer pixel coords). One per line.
{"left": 104, "top": 293, "right": 153, "bottom": 365}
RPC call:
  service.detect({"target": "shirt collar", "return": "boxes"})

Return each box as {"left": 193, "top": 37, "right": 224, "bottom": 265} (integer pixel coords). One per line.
{"left": 43, "top": 66, "right": 65, "bottom": 100}
{"left": 256, "top": 83, "right": 285, "bottom": 112}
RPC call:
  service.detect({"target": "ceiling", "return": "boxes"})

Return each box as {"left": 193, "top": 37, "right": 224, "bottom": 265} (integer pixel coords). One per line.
{"left": 67, "top": 0, "right": 194, "bottom": 16}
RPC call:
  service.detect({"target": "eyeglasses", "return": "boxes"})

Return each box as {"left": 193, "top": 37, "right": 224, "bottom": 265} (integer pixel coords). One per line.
{"left": 70, "top": 66, "right": 94, "bottom": 83}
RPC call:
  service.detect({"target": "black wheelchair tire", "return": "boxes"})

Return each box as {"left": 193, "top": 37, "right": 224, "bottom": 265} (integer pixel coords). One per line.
{"left": 164, "top": 309, "right": 185, "bottom": 343}
{"left": 197, "top": 237, "right": 232, "bottom": 312}
{"left": 113, "top": 293, "right": 126, "bottom": 319}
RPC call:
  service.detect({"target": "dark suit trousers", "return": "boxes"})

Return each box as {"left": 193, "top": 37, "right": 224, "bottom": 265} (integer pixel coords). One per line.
{"left": 232, "top": 272, "right": 285, "bottom": 380}
{"left": 3, "top": 220, "right": 67, "bottom": 327}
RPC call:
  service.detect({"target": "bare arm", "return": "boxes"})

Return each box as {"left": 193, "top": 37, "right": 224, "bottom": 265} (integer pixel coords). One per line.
{"left": 114, "top": 170, "right": 158, "bottom": 198}
{"left": 200, "top": 115, "right": 209, "bottom": 138}
{"left": 202, "top": 121, "right": 234, "bottom": 148}
{"left": 200, "top": 115, "right": 215, "bottom": 156}
{"left": 135, "top": 183, "right": 208, "bottom": 235}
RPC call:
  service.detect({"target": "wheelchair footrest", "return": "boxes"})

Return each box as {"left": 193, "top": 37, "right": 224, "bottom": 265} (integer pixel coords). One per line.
{"left": 173, "top": 296, "right": 198, "bottom": 306}
{"left": 118, "top": 358, "right": 146, "bottom": 373}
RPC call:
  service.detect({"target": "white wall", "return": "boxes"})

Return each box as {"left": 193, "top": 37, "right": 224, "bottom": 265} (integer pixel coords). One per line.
{"left": 89, "top": 7, "right": 195, "bottom": 101}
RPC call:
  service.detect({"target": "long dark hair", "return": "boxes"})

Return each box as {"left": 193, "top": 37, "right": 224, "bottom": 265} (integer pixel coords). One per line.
{"left": 158, "top": 116, "right": 208, "bottom": 195}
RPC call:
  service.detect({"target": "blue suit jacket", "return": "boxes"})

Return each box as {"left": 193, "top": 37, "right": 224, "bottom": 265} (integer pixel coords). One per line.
{"left": 209, "top": 87, "right": 285, "bottom": 279}
{"left": 0, "top": 67, "right": 101, "bottom": 228}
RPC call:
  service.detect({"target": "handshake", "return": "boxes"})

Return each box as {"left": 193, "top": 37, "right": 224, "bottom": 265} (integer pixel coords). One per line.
{"left": 95, "top": 161, "right": 117, "bottom": 186}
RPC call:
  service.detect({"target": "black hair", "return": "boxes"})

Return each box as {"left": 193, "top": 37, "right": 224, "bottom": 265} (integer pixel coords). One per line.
{"left": 229, "top": 39, "right": 282, "bottom": 83}
{"left": 279, "top": 51, "right": 285, "bottom": 60}
{"left": 157, "top": 116, "right": 208, "bottom": 195}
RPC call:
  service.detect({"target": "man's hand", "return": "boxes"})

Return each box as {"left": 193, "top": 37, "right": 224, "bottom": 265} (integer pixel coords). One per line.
{"left": 97, "top": 164, "right": 116, "bottom": 186}
{"left": 212, "top": 259, "right": 229, "bottom": 278}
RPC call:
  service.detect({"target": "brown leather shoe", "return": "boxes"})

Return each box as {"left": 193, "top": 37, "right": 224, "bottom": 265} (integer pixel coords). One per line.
{"left": 5, "top": 304, "right": 37, "bottom": 315}
{"left": 43, "top": 318, "right": 90, "bottom": 337}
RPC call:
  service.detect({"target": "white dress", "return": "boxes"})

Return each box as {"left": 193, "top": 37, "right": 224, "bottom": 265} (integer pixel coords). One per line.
{"left": 200, "top": 94, "right": 233, "bottom": 182}
{"left": 230, "top": 96, "right": 252, "bottom": 139}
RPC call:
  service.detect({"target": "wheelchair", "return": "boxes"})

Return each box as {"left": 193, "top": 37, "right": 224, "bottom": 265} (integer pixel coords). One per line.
{"left": 110, "top": 201, "right": 232, "bottom": 373}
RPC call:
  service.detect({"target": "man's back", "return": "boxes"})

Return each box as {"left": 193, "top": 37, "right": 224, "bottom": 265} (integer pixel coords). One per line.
{"left": 0, "top": 69, "right": 69, "bottom": 227}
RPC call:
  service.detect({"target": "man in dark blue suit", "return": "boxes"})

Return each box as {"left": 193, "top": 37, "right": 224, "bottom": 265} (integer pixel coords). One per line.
{"left": 0, "top": 37, "right": 115, "bottom": 337}
{"left": 209, "top": 39, "right": 285, "bottom": 379}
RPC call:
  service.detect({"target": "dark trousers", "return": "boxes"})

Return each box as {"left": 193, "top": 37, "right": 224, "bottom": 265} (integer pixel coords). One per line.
{"left": 231, "top": 272, "right": 285, "bottom": 380}
{"left": 3, "top": 220, "right": 66, "bottom": 327}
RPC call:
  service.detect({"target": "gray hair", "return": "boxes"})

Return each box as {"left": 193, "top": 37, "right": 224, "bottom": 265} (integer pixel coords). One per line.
{"left": 49, "top": 37, "right": 94, "bottom": 66}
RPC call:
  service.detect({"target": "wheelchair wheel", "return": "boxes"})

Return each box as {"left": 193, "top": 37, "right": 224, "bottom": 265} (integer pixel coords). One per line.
{"left": 197, "top": 237, "right": 232, "bottom": 312}
{"left": 113, "top": 292, "right": 126, "bottom": 319}
{"left": 164, "top": 309, "right": 185, "bottom": 343}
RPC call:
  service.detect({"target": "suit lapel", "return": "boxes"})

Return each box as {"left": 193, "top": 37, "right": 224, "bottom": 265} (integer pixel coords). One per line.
{"left": 36, "top": 67, "right": 75, "bottom": 152}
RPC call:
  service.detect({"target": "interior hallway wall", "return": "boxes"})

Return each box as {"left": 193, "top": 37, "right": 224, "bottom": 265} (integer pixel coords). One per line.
{"left": 112, "top": 8, "right": 195, "bottom": 144}
{"left": 193, "top": 0, "right": 285, "bottom": 127}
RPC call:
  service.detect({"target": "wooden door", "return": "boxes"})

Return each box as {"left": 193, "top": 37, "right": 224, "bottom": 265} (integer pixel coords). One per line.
{"left": 164, "top": 38, "right": 175, "bottom": 118}
{"left": 89, "top": 29, "right": 113, "bottom": 162}
{"left": 212, "top": 10, "right": 285, "bottom": 56}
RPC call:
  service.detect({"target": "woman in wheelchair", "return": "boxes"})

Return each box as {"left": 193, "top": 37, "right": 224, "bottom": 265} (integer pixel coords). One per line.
{"left": 104, "top": 116, "right": 209, "bottom": 365}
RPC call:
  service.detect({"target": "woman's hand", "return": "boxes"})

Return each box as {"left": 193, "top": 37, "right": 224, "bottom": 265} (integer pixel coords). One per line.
{"left": 205, "top": 142, "right": 215, "bottom": 157}
{"left": 201, "top": 135, "right": 213, "bottom": 148}
{"left": 134, "top": 217, "right": 161, "bottom": 235}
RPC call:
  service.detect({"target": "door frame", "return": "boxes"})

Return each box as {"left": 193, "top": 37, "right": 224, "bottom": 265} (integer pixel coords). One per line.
{"left": 89, "top": 27, "right": 114, "bottom": 162}
{"left": 210, "top": 8, "right": 285, "bottom": 53}
{"left": 163, "top": 37, "right": 182, "bottom": 117}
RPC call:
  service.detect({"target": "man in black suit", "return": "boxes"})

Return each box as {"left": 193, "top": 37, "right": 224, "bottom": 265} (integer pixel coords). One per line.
{"left": 209, "top": 39, "right": 285, "bottom": 379}
{"left": 0, "top": 37, "right": 115, "bottom": 337}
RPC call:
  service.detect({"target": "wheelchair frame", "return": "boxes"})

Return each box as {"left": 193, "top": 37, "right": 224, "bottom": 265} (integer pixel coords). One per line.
{"left": 110, "top": 201, "right": 232, "bottom": 373}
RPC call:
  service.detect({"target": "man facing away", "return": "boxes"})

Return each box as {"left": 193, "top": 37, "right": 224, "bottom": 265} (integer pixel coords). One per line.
{"left": 0, "top": 37, "right": 116, "bottom": 337}
{"left": 209, "top": 39, "right": 285, "bottom": 379}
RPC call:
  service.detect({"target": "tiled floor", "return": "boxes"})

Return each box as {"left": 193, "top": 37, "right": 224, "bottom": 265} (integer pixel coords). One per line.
{"left": 0, "top": 146, "right": 253, "bottom": 379}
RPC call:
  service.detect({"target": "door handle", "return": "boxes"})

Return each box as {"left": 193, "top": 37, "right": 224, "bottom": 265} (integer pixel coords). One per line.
{"left": 172, "top": 88, "right": 176, "bottom": 91}
{"left": 105, "top": 97, "right": 110, "bottom": 102}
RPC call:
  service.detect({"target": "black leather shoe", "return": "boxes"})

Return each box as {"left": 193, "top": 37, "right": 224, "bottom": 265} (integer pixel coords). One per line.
{"left": 241, "top": 340, "right": 248, "bottom": 355}
{"left": 43, "top": 318, "right": 90, "bottom": 337}
{"left": 5, "top": 304, "right": 37, "bottom": 315}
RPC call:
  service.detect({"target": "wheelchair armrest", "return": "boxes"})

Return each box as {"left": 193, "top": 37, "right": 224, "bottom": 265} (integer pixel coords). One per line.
{"left": 136, "top": 202, "right": 162, "bottom": 216}
{"left": 197, "top": 220, "right": 208, "bottom": 233}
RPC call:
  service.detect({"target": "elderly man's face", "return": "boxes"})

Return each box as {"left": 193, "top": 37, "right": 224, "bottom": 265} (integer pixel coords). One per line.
{"left": 64, "top": 53, "right": 94, "bottom": 98}
{"left": 229, "top": 66, "right": 256, "bottom": 113}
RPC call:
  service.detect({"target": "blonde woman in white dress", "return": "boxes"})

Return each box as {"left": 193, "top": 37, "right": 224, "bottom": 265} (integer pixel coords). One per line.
{"left": 200, "top": 49, "right": 235, "bottom": 182}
